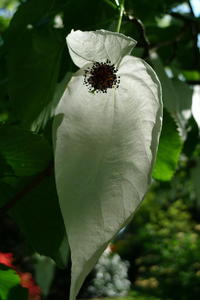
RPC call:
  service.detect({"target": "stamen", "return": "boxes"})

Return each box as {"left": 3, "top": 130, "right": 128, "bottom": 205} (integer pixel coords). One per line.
{"left": 84, "top": 59, "right": 120, "bottom": 93}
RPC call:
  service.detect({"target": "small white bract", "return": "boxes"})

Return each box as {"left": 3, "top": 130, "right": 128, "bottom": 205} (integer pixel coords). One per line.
{"left": 53, "top": 29, "right": 162, "bottom": 300}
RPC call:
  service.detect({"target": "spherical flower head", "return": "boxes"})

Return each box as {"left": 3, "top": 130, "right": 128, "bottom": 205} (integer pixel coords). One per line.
{"left": 84, "top": 59, "right": 120, "bottom": 93}
{"left": 54, "top": 29, "right": 162, "bottom": 300}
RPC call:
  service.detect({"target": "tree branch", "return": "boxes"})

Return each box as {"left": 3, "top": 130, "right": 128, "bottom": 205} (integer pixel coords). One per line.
{"left": 170, "top": 8, "right": 200, "bottom": 68}
{"left": 0, "top": 161, "right": 54, "bottom": 216}
{"left": 187, "top": 0, "right": 195, "bottom": 17}
{"left": 187, "top": 0, "right": 200, "bottom": 69}
{"left": 152, "top": 27, "right": 186, "bottom": 50}
{"left": 169, "top": 12, "right": 199, "bottom": 23}
{"left": 125, "top": 13, "right": 150, "bottom": 58}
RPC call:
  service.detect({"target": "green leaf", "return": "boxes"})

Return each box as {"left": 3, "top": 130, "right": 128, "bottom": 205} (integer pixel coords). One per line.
{"left": 63, "top": 0, "right": 114, "bottom": 31}
{"left": 150, "top": 53, "right": 193, "bottom": 136}
{"left": 153, "top": 110, "right": 182, "bottom": 181}
{"left": 0, "top": 126, "right": 69, "bottom": 268}
{"left": 147, "top": 25, "right": 182, "bottom": 46}
{"left": 6, "top": 285, "right": 28, "bottom": 300}
{"left": 0, "top": 126, "right": 52, "bottom": 176}
{"left": 172, "top": 77, "right": 193, "bottom": 111}
{"left": 5, "top": 0, "right": 63, "bottom": 40}
{"left": 6, "top": 28, "right": 64, "bottom": 126}
{"left": 150, "top": 53, "right": 179, "bottom": 113}
{"left": 173, "top": 36, "right": 199, "bottom": 71}
{"left": 125, "top": 0, "right": 180, "bottom": 23}
{"left": 34, "top": 254, "right": 55, "bottom": 295}
{"left": 183, "top": 117, "right": 199, "bottom": 157}
{"left": 0, "top": 153, "right": 14, "bottom": 177}
{"left": 11, "top": 173, "right": 69, "bottom": 268}
{"left": 182, "top": 70, "right": 200, "bottom": 81}
{"left": 0, "top": 269, "right": 19, "bottom": 300}
{"left": 192, "top": 86, "right": 200, "bottom": 130}
{"left": 0, "top": 268, "right": 28, "bottom": 300}
{"left": 0, "top": 181, "right": 14, "bottom": 207}
{"left": 32, "top": 70, "right": 73, "bottom": 132}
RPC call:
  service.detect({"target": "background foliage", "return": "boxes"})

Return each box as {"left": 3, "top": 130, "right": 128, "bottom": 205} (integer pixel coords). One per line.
{"left": 0, "top": 0, "right": 199, "bottom": 299}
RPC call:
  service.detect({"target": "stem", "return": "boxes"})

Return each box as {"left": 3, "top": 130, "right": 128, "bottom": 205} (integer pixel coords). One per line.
{"left": 116, "top": 0, "right": 125, "bottom": 33}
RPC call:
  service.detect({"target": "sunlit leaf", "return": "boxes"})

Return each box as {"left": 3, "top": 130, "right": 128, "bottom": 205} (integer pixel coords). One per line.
{"left": 0, "top": 268, "right": 28, "bottom": 300}
{"left": 150, "top": 52, "right": 193, "bottom": 137}
{"left": 153, "top": 109, "right": 182, "bottom": 181}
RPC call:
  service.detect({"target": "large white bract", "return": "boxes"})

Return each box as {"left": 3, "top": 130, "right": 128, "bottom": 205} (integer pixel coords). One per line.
{"left": 53, "top": 29, "right": 162, "bottom": 300}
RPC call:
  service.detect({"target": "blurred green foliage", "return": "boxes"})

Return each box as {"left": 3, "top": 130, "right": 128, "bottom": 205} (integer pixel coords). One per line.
{"left": 112, "top": 178, "right": 200, "bottom": 300}
{"left": 0, "top": 267, "right": 28, "bottom": 300}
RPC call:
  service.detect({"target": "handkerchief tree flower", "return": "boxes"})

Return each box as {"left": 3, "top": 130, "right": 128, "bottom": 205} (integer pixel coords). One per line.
{"left": 53, "top": 29, "right": 162, "bottom": 300}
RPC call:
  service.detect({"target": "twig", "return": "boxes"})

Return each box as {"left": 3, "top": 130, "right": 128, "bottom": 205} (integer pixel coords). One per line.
{"left": 125, "top": 14, "right": 150, "bottom": 58}
{"left": 187, "top": 0, "right": 195, "bottom": 17}
{"left": 169, "top": 12, "right": 197, "bottom": 22}
{"left": 170, "top": 7, "right": 200, "bottom": 69}
{"left": 0, "top": 161, "right": 54, "bottom": 216}
{"left": 152, "top": 27, "right": 186, "bottom": 50}
{"left": 187, "top": 0, "right": 200, "bottom": 69}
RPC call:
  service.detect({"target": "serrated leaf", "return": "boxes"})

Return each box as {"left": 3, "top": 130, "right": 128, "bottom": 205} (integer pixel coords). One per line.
{"left": 0, "top": 126, "right": 52, "bottom": 176}
{"left": 171, "top": 78, "right": 193, "bottom": 127}
{"left": 153, "top": 109, "right": 182, "bottom": 181}
{"left": 183, "top": 117, "right": 199, "bottom": 157}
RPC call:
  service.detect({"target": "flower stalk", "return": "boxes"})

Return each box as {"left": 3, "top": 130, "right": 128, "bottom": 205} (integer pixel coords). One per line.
{"left": 116, "top": 0, "right": 125, "bottom": 33}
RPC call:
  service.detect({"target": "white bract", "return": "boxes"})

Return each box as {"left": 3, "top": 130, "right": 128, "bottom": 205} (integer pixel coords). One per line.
{"left": 53, "top": 29, "right": 162, "bottom": 300}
